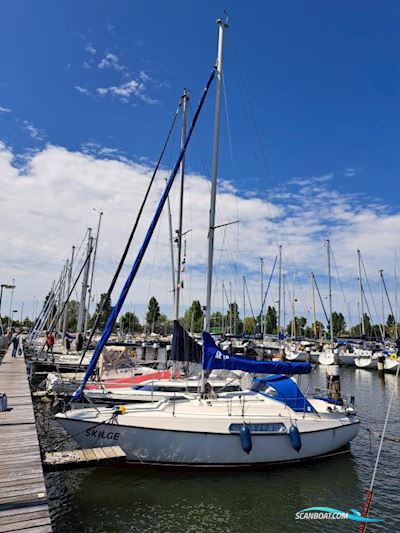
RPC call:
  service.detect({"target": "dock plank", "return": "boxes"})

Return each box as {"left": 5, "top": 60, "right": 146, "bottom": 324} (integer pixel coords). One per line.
{"left": 0, "top": 346, "right": 52, "bottom": 532}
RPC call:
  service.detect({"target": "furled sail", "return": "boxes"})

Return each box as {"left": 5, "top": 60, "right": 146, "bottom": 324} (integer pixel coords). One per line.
{"left": 202, "top": 332, "right": 312, "bottom": 375}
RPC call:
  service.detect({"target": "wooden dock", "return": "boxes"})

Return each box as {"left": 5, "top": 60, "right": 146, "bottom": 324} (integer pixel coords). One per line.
{"left": 0, "top": 345, "right": 52, "bottom": 533}
{"left": 44, "top": 445, "right": 126, "bottom": 471}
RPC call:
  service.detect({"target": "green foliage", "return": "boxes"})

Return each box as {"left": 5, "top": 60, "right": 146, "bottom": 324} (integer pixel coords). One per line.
{"left": 286, "top": 316, "right": 307, "bottom": 337}
{"left": 182, "top": 300, "right": 203, "bottom": 333}
{"left": 264, "top": 306, "right": 277, "bottom": 334}
{"left": 66, "top": 300, "right": 79, "bottom": 331}
{"left": 146, "top": 296, "right": 160, "bottom": 332}
{"left": 331, "top": 311, "right": 346, "bottom": 336}
{"left": 120, "top": 311, "right": 142, "bottom": 333}
{"left": 243, "top": 316, "right": 256, "bottom": 334}
{"left": 92, "top": 293, "right": 112, "bottom": 331}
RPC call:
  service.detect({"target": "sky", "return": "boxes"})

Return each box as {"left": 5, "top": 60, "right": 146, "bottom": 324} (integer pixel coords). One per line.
{"left": 0, "top": 1, "right": 399, "bottom": 327}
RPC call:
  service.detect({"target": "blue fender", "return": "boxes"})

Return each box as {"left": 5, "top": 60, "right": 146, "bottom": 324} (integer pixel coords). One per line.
{"left": 240, "top": 423, "right": 252, "bottom": 454}
{"left": 289, "top": 424, "right": 302, "bottom": 452}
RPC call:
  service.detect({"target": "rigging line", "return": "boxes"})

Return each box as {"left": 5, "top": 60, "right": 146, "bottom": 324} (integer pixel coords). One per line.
{"left": 360, "top": 255, "right": 384, "bottom": 339}
{"left": 74, "top": 97, "right": 183, "bottom": 373}
{"left": 312, "top": 273, "right": 330, "bottom": 324}
{"left": 187, "top": 102, "right": 242, "bottom": 290}
{"left": 361, "top": 284, "right": 380, "bottom": 340}
{"left": 222, "top": 72, "right": 241, "bottom": 286}
{"left": 380, "top": 271, "right": 397, "bottom": 336}
{"left": 72, "top": 68, "right": 216, "bottom": 399}
{"left": 330, "top": 244, "right": 352, "bottom": 329}
{"left": 243, "top": 276, "right": 256, "bottom": 322}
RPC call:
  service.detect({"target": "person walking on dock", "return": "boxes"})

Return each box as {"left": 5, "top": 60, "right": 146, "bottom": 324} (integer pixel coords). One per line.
{"left": 46, "top": 330, "right": 55, "bottom": 359}
{"left": 11, "top": 333, "right": 19, "bottom": 357}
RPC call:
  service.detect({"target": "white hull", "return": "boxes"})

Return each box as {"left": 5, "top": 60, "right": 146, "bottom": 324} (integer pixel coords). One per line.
{"left": 57, "top": 394, "right": 359, "bottom": 467}
{"left": 318, "top": 351, "right": 336, "bottom": 366}
{"left": 384, "top": 358, "right": 400, "bottom": 374}
{"left": 354, "top": 357, "right": 377, "bottom": 370}
{"left": 338, "top": 353, "right": 356, "bottom": 366}
{"left": 57, "top": 416, "right": 359, "bottom": 466}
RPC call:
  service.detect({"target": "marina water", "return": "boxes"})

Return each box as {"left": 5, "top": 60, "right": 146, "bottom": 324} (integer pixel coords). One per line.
{"left": 35, "top": 367, "right": 399, "bottom": 532}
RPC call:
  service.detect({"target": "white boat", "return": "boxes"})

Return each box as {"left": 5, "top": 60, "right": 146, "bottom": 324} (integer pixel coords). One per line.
{"left": 57, "top": 373, "right": 359, "bottom": 466}
{"left": 383, "top": 354, "right": 400, "bottom": 374}
{"left": 338, "top": 350, "right": 356, "bottom": 366}
{"left": 57, "top": 19, "right": 360, "bottom": 468}
{"left": 318, "top": 348, "right": 336, "bottom": 366}
{"left": 354, "top": 349, "right": 378, "bottom": 370}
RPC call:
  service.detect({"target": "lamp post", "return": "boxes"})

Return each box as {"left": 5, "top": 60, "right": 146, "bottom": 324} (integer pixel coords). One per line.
{"left": 11, "top": 309, "right": 18, "bottom": 329}
{"left": 0, "top": 283, "right": 16, "bottom": 335}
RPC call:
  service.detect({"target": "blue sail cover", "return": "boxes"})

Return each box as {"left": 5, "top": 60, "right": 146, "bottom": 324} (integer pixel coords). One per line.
{"left": 252, "top": 375, "right": 316, "bottom": 413}
{"left": 202, "top": 332, "right": 312, "bottom": 375}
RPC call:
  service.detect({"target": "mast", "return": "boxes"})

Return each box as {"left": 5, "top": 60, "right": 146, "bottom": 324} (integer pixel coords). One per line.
{"left": 77, "top": 229, "right": 92, "bottom": 335}
{"left": 380, "top": 269, "right": 385, "bottom": 339}
{"left": 260, "top": 257, "right": 264, "bottom": 336}
{"left": 291, "top": 273, "right": 296, "bottom": 338}
{"left": 62, "top": 246, "right": 75, "bottom": 338}
{"left": 85, "top": 210, "right": 103, "bottom": 335}
{"left": 173, "top": 90, "right": 189, "bottom": 323}
{"left": 395, "top": 253, "right": 398, "bottom": 339}
{"left": 277, "top": 245, "right": 282, "bottom": 339}
{"left": 357, "top": 249, "right": 365, "bottom": 339}
{"left": 327, "top": 239, "right": 334, "bottom": 345}
{"left": 242, "top": 276, "right": 246, "bottom": 335}
{"left": 283, "top": 273, "right": 286, "bottom": 337}
{"left": 311, "top": 272, "right": 317, "bottom": 338}
{"left": 203, "top": 17, "right": 227, "bottom": 332}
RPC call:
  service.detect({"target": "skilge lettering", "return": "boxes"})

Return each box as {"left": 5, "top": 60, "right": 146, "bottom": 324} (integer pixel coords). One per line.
{"left": 85, "top": 427, "right": 120, "bottom": 441}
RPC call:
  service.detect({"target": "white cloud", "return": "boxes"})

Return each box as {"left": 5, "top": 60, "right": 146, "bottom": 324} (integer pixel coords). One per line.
{"left": 0, "top": 142, "right": 398, "bottom": 325}
{"left": 74, "top": 86, "right": 89, "bottom": 95}
{"left": 85, "top": 43, "right": 96, "bottom": 55}
{"left": 0, "top": 106, "right": 11, "bottom": 113}
{"left": 96, "top": 75, "right": 158, "bottom": 104}
{"left": 344, "top": 167, "right": 357, "bottom": 177}
{"left": 98, "top": 52, "right": 124, "bottom": 71}
{"left": 22, "top": 120, "right": 45, "bottom": 141}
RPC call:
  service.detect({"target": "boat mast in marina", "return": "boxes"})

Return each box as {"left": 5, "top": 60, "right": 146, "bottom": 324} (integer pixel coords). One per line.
{"left": 84, "top": 210, "right": 103, "bottom": 335}
{"left": 62, "top": 246, "right": 75, "bottom": 339}
{"left": 357, "top": 249, "right": 366, "bottom": 341}
{"left": 277, "top": 244, "right": 282, "bottom": 339}
{"left": 327, "top": 239, "right": 334, "bottom": 345}
{"left": 77, "top": 229, "right": 93, "bottom": 335}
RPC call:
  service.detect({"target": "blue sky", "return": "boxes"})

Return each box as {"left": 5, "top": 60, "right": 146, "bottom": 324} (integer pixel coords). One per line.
{"left": 1, "top": 1, "right": 399, "bottom": 324}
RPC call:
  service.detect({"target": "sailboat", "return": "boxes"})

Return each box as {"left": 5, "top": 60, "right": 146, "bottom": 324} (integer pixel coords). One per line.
{"left": 56, "top": 18, "right": 360, "bottom": 467}
{"left": 318, "top": 240, "right": 337, "bottom": 365}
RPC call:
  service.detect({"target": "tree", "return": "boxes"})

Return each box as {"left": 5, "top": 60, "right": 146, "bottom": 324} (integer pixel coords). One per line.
{"left": 120, "top": 311, "right": 142, "bottom": 333}
{"left": 310, "top": 320, "right": 325, "bottom": 338}
{"left": 66, "top": 300, "right": 79, "bottom": 331}
{"left": 386, "top": 314, "right": 397, "bottom": 339}
{"left": 92, "top": 293, "right": 112, "bottom": 331}
{"left": 182, "top": 300, "right": 203, "bottom": 333}
{"left": 286, "top": 316, "right": 307, "bottom": 338}
{"left": 210, "top": 311, "right": 223, "bottom": 334}
{"left": 146, "top": 297, "right": 160, "bottom": 333}
{"left": 225, "top": 302, "right": 241, "bottom": 334}
{"left": 264, "top": 306, "right": 277, "bottom": 334}
{"left": 331, "top": 311, "right": 346, "bottom": 337}
{"left": 243, "top": 316, "right": 256, "bottom": 335}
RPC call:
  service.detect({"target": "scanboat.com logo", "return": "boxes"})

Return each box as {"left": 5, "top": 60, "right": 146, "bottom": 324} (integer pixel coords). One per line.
{"left": 295, "top": 507, "right": 384, "bottom": 523}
